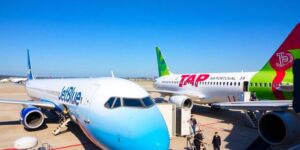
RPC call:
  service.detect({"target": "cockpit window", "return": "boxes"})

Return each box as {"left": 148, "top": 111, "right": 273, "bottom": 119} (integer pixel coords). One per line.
{"left": 142, "top": 97, "right": 155, "bottom": 107}
{"left": 113, "top": 98, "right": 121, "bottom": 108}
{"left": 123, "top": 98, "right": 144, "bottom": 107}
{"left": 104, "top": 96, "right": 156, "bottom": 109}
{"left": 104, "top": 97, "right": 115, "bottom": 108}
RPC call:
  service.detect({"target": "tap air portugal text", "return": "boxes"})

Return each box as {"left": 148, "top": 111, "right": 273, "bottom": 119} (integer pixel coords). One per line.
{"left": 0, "top": 50, "right": 170, "bottom": 150}
{"left": 152, "top": 24, "right": 300, "bottom": 109}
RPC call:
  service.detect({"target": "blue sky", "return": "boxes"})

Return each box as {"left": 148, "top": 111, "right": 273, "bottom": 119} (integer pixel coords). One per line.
{"left": 0, "top": 0, "right": 299, "bottom": 77}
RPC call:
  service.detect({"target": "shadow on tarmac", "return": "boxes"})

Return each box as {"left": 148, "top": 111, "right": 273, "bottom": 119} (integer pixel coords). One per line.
{"left": 192, "top": 105, "right": 258, "bottom": 149}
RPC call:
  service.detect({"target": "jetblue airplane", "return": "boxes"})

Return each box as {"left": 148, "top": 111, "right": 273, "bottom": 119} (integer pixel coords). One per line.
{"left": 0, "top": 50, "right": 169, "bottom": 150}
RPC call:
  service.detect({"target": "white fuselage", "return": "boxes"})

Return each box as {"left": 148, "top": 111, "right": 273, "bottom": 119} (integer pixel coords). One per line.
{"left": 25, "top": 77, "right": 169, "bottom": 150}
{"left": 154, "top": 72, "right": 257, "bottom": 103}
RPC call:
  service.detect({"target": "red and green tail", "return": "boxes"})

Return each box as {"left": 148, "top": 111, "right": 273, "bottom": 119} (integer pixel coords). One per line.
{"left": 250, "top": 24, "right": 300, "bottom": 100}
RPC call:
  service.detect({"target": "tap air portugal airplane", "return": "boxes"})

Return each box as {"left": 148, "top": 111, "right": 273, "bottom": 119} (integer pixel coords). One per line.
{"left": 0, "top": 50, "right": 169, "bottom": 150}
{"left": 152, "top": 24, "right": 300, "bottom": 111}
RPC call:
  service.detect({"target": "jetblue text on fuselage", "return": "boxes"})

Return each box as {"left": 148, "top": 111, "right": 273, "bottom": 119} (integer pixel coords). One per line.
{"left": 58, "top": 86, "right": 82, "bottom": 105}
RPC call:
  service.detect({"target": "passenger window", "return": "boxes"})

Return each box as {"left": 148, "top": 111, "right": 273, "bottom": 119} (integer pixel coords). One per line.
{"left": 269, "top": 83, "right": 272, "bottom": 87}
{"left": 264, "top": 83, "right": 267, "bottom": 87}
{"left": 142, "top": 97, "right": 155, "bottom": 107}
{"left": 238, "top": 82, "right": 240, "bottom": 86}
{"left": 113, "top": 98, "right": 121, "bottom": 108}
{"left": 105, "top": 97, "right": 115, "bottom": 108}
{"left": 234, "top": 82, "right": 236, "bottom": 86}
{"left": 123, "top": 98, "right": 143, "bottom": 107}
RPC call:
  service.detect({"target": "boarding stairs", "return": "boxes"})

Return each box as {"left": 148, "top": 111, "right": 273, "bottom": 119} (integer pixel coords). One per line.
{"left": 244, "top": 110, "right": 266, "bottom": 128}
{"left": 52, "top": 116, "right": 71, "bottom": 135}
{"left": 244, "top": 110, "right": 259, "bottom": 128}
{"left": 186, "top": 135, "right": 196, "bottom": 150}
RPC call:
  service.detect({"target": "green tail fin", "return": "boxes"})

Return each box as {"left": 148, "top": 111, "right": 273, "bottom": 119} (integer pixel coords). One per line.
{"left": 155, "top": 47, "right": 171, "bottom": 77}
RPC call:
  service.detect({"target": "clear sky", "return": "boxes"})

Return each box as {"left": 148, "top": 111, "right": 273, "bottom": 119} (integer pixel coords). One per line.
{"left": 0, "top": 0, "right": 299, "bottom": 77}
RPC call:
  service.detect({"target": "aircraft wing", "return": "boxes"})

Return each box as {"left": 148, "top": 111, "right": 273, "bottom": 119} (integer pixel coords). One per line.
{"left": 148, "top": 89, "right": 205, "bottom": 99}
{"left": 211, "top": 100, "right": 293, "bottom": 111}
{"left": 0, "top": 99, "right": 56, "bottom": 109}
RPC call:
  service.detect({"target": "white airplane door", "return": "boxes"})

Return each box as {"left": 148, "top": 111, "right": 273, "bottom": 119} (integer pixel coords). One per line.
{"left": 81, "top": 84, "right": 100, "bottom": 125}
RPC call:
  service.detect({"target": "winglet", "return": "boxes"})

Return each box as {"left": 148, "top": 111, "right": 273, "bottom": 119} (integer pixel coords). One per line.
{"left": 155, "top": 47, "right": 171, "bottom": 77}
{"left": 27, "top": 49, "right": 34, "bottom": 80}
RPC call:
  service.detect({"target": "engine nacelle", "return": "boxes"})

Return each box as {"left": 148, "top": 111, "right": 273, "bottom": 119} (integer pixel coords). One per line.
{"left": 258, "top": 111, "right": 300, "bottom": 145}
{"left": 20, "top": 107, "right": 45, "bottom": 130}
{"left": 169, "top": 95, "right": 193, "bottom": 109}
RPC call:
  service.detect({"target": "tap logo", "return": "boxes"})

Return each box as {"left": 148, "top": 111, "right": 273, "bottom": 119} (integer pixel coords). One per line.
{"left": 270, "top": 51, "right": 294, "bottom": 71}
{"left": 179, "top": 74, "right": 210, "bottom": 87}
{"left": 275, "top": 52, "right": 293, "bottom": 68}
{"left": 58, "top": 86, "right": 82, "bottom": 105}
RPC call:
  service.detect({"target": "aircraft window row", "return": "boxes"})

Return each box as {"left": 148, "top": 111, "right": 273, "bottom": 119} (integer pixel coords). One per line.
{"left": 104, "top": 96, "right": 155, "bottom": 109}
{"left": 250, "top": 82, "right": 282, "bottom": 87}
{"left": 198, "top": 81, "right": 241, "bottom": 87}
{"left": 162, "top": 81, "right": 179, "bottom": 84}
{"left": 162, "top": 80, "right": 243, "bottom": 87}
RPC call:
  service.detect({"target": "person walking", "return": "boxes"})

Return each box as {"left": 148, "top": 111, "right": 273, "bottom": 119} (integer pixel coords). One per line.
{"left": 190, "top": 115, "right": 197, "bottom": 134}
{"left": 212, "top": 132, "right": 221, "bottom": 150}
{"left": 193, "top": 130, "right": 204, "bottom": 150}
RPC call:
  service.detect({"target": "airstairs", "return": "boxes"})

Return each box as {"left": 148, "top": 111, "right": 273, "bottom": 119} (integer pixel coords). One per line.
{"left": 52, "top": 116, "right": 71, "bottom": 135}
{"left": 244, "top": 110, "right": 258, "bottom": 128}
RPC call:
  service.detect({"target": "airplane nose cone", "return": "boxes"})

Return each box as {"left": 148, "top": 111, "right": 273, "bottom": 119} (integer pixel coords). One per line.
{"left": 87, "top": 106, "right": 170, "bottom": 150}
{"left": 118, "top": 106, "right": 170, "bottom": 150}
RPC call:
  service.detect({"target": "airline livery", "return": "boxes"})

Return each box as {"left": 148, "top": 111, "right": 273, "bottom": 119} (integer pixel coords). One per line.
{"left": 0, "top": 50, "right": 169, "bottom": 150}
{"left": 152, "top": 24, "right": 300, "bottom": 109}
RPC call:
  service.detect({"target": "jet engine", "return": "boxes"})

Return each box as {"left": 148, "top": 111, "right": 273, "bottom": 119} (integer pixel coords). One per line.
{"left": 169, "top": 95, "right": 193, "bottom": 109}
{"left": 20, "top": 107, "right": 45, "bottom": 130}
{"left": 258, "top": 111, "right": 300, "bottom": 145}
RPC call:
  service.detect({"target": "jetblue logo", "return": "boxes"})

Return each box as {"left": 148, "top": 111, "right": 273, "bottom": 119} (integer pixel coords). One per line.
{"left": 58, "top": 86, "right": 82, "bottom": 105}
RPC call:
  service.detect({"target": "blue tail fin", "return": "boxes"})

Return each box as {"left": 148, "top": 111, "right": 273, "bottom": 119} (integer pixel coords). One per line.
{"left": 27, "top": 49, "right": 34, "bottom": 80}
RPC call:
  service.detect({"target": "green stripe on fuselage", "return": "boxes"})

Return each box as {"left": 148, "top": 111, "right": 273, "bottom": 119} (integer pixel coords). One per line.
{"left": 249, "top": 49, "right": 300, "bottom": 100}
{"left": 249, "top": 63, "right": 277, "bottom": 100}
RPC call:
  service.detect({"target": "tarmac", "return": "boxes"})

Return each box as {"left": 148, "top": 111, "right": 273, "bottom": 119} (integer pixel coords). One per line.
{"left": 0, "top": 81, "right": 259, "bottom": 150}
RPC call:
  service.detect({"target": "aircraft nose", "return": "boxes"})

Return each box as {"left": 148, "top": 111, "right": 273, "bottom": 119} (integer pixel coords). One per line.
{"left": 137, "top": 126, "right": 169, "bottom": 150}
{"left": 119, "top": 107, "right": 170, "bottom": 150}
